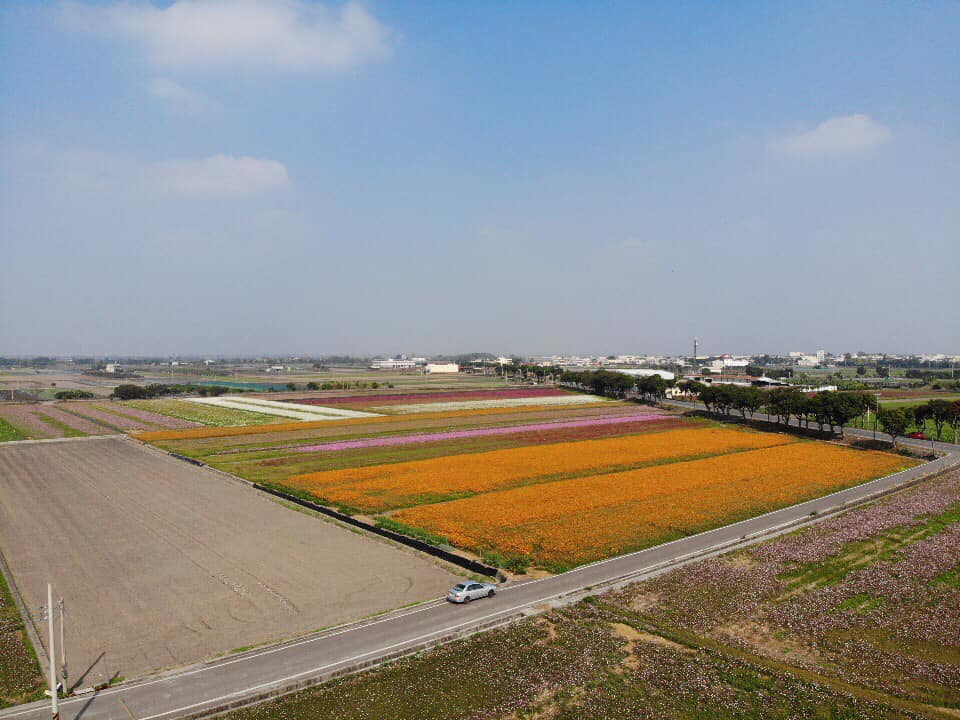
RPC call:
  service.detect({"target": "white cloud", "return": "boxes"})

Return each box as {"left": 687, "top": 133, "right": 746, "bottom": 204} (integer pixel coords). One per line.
{"left": 769, "top": 114, "right": 892, "bottom": 158}
{"left": 145, "top": 154, "right": 291, "bottom": 196}
{"left": 18, "top": 145, "right": 291, "bottom": 198}
{"left": 62, "top": 0, "right": 393, "bottom": 73}
{"left": 148, "top": 77, "right": 216, "bottom": 115}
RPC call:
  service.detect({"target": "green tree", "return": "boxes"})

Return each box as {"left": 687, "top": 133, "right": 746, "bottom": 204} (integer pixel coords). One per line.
{"left": 856, "top": 365, "right": 867, "bottom": 376}
{"left": 823, "top": 391, "right": 868, "bottom": 438}
{"left": 927, "top": 400, "right": 952, "bottom": 440}
{"left": 877, "top": 407, "right": 908, "bottom": 447}
{"left": 949, "top": 401, "right": 960, "bottom": 441}
{"left": 734, "top": 386, "right": 765, "bottom": 419}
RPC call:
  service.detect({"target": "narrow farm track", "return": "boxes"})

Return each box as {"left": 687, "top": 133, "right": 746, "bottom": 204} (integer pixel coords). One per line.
{"left": 2, "top": 431, "right": 956, "bottom": 720}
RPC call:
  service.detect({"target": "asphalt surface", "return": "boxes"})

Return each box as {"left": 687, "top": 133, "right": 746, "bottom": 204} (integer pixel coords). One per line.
{"left": 3, "top": 420, "right": 957, "bottom": 720}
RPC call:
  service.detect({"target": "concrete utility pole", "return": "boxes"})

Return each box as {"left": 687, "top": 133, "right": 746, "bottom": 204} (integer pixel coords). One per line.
{"left": 47, "top": 584, "right": 59, "bottom": 719}
{"left": 693, "top": 337, "right": 699, "bottom": 374}
{"left": 58, "top": 598, "right": 67, "bottom": 694}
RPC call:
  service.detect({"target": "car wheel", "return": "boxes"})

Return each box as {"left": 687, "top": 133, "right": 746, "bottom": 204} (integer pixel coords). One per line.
{"left": 464, "top": 595, "right": 472, "bottom": 603}
{"left": 487, "top": 590, "right": 495, "bottom": 598}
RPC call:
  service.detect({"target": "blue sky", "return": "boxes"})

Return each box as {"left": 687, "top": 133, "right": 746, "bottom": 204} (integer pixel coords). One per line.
{"left": 1, "top": 1, "right": 958, "bottom": 357}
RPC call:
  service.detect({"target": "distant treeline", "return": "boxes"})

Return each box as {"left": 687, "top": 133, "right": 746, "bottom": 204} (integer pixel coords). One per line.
{"left": 112, "top": 383, "right": 238, "bottom": 400}
{"left": 560, "top": 369, "right": 670, "bottom": 400}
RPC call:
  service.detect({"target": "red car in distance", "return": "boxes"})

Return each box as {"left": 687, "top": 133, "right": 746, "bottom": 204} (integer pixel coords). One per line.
{"left": 907, "top": 431, "right": 926, "bottom": 440}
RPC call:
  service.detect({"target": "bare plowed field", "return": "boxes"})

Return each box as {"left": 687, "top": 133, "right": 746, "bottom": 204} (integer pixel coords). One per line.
{"left": 0, "top": 438, "right": 455, "bottom": 686}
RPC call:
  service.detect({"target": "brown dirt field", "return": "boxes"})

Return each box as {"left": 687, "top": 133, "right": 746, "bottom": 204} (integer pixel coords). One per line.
{"left": 0, "top": 437, "right": 456, "bottom": 687}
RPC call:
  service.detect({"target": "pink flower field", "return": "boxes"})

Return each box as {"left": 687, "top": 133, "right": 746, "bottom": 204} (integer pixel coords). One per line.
{"left": 35, "top": 405, "right": 112, "bottom": 435}
{"left": 0, "top": 404, "right": 68, "bottom": 438}
{"left": 61, "top": 403, "right": 154, "bottom": 432}
{"left": 289, "top": 412, "right": 674, "bottom": 453}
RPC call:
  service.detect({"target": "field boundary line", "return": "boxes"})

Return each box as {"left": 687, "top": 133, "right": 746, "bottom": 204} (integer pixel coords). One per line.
{"left": 125, "top": 436, "right": 505, "bottom": 580}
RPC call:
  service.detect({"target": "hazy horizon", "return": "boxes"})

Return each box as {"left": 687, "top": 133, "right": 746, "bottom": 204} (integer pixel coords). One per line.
{"left": 2, "top": 1, "right": 958, "bottom": 357}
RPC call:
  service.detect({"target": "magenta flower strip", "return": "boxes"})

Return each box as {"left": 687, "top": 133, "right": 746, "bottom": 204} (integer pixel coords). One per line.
{"left": 291, "top": 412, "right": 673, "bottom": 453}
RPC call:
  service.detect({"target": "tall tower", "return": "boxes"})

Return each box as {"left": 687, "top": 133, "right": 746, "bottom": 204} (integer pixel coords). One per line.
{"left": 693, "top": 337, "right": 699, "bottom": 373}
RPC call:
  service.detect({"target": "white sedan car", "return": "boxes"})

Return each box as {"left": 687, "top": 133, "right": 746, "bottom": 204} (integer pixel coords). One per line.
{"left": 447, "top": 581, "right": 496, "bottom": 603}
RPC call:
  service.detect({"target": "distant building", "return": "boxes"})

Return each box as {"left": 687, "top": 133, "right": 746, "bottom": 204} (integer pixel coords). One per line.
{"left": 370, "top": 358, "right": 421, "bottom": 370}
{"left": 611, "top": 368, "right": 675, "bottom": 381}
{"left": 104, "top": 363, "right": 122, "bottom": 374}
{"left": 265, "top": 365, "right": 286, "bottom": 373}
{"left": 425, "top": 363, "right": 459, "bottom": 374}
{"left": 707, "top": 357, "right": 749, "bottom": 373}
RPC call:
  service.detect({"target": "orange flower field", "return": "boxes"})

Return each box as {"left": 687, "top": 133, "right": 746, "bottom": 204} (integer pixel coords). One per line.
{"left": 285, "top": 427, "right": 795, "bottom": 512}
{"left": 134, "top": 402, "right": 610, "bottom": 442}
{"left": 391, "top": 442, "right": 915, "bottom": 569}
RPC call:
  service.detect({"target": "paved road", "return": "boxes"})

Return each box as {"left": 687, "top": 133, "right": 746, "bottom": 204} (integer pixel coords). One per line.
{"left": 3, "top": 426, "right": 957, "bottom": 720}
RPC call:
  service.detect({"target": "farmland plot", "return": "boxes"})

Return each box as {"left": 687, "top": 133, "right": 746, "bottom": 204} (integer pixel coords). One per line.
{"left": 0, "top": 438, "right": 456, "bottom": 683}
{"left": 188, "top": 396, "right": 380, "bottom": 421}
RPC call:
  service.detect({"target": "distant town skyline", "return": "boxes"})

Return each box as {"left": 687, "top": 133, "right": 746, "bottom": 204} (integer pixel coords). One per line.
{"left": 2, "top": 1, "right": 958, "bottom": 355}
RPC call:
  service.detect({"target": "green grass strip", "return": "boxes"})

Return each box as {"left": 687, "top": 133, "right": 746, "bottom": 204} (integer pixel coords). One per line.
{"left": 33, "top": 412, "right": 86, "bottom": 438}
{"left": 0, "top": 418, "right": 26, "bottom": 443}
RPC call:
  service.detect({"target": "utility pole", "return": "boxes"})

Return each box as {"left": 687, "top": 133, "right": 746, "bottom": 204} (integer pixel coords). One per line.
{"left": 58, "top": 598, "right": 67, "bottom": 694}
{"left": 47, "top": 584, "right": 59, "bottom": 719}
{"left": 693, "top": 337, "right": 699, "bottom": 374}
{"left": 873, "top": 393, "right": 881, "bottom": 441}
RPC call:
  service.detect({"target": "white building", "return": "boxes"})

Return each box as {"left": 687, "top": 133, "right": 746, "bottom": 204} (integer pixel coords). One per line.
{"left": 104, "top": 363, "right": 122, "bottom": 374}
{"left": 612, "top": 368, "right": 675, "bottom": 381}
{"left": 707, "top": 356, "right": 749, "bottom": 373}
{"left": 370, "top": 358, "right": 420, "bottom": 370}
{"left": 425, "top": 363, "right": 459, "bottom": 374}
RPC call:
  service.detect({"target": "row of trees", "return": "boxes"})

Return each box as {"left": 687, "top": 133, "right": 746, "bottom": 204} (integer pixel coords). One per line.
{"left": 877, "top": 400, "right": 960, "bottom": 443}
{"left": 502, "top": 364, "right": 564, "bottom": 383}
{"left": 112, "top": 383, "right": 233, "bottom": 400}
{"left": 560, "top": 370, "right": 644, "bottom": 398}
{"left": 682, "top": 382, "right": 960, "bottom": 446}
{"left": 680, "top": 382, "right": 870, "bottom": 437}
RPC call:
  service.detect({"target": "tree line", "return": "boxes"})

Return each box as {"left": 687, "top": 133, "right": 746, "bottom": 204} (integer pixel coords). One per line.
{"left": 681, "top": 382, "right": 960, "bottom": 447}
{"left": 560, "top": 370, "right": 671, "bottom": 401}
{"left": 112, "top": 383, "right": 236, "bottom": 400}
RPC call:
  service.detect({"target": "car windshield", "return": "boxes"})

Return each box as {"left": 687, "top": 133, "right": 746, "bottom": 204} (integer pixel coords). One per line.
{"left": 452, "top": 583, "right": 466, "bottom": 591}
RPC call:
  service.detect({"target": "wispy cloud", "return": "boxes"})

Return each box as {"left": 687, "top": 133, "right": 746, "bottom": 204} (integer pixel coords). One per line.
{"left": 145, "top": 155, "right": 291, "bottom": 196}
{"left": 26, "top": 145, "right": 291, "bottom": 198}
{"left": 769, "top": 114, "right": 892, "bottom": 158}
{"left": 61, "top": 0, "right": 393, "bottom": 73}
{"left": 148, "top": 77, "right": 217, "bottom": 115}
